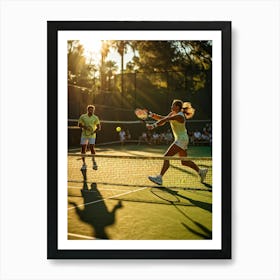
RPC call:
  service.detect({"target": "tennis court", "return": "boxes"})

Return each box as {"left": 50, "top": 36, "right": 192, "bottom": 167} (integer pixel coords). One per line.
{"left": 68, "top": 144, "right": 212, "bottom": 240}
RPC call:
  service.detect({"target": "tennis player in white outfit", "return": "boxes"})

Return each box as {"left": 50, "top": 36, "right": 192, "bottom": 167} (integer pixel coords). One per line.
{"left": 146, "top": 99, "right": 208, "bottom": 185}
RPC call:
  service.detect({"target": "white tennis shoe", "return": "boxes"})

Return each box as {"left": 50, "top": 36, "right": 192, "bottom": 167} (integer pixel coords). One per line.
{"left": 199, "top": 168, "right": 208, "bottom": 183}
{"left": 148, "top": 175, "right": 162, "bottom": 185}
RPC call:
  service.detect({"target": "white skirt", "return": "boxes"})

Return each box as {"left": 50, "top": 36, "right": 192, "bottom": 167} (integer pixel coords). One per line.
{"left": 172, "top": 138, "right": 189, "bottom": 150}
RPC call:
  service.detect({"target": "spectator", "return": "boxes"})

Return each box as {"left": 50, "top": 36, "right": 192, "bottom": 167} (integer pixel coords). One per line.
{"left": 152, "top": 132, "right": 160, "bottom": 144}
{"left": 125, "top": 129, "right": 131, "bottom": 141}
{"left": 159, "top": 132, "right": 166, "bottom": 144}
{"left": 201, "top": 123, "right": 212, "bottom": 145}
{"left": 164, "top": 129, "right": 173, "bottom": 145}
{"left": 119, "top": 129, "right": 126, "bottom": 145}
{"left": 193, "top": 129, "right": 202, "bottom": 144}
{"left": 201, "top": 131, "right": 210, "bottom": 142}
{"left": 138, "top": 131, "right": 148, "bottom": 145}
{"left": 188, "top": 131, "right": 195, "bottom": 145}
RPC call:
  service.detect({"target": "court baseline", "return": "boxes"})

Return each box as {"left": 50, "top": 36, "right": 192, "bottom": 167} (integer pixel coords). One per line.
{"left": 68, "top": 186, "right": 148, "bottom": 210}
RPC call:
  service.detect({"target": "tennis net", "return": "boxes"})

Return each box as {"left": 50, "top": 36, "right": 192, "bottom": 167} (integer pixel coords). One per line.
{"left": 68, "top": 153, "right": 212, "bottom": 191}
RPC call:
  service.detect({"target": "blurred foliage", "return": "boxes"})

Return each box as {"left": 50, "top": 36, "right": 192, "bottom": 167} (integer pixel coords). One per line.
{"left": 68, "top": 40, "right": 212, "bottom": 120}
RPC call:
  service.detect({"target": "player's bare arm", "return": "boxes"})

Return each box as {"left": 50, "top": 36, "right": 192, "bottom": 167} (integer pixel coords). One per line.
{"left": 95, "top": 123, "right": 101, "bottom": 133}
{"left": 146, "top": 113, "right": 184, "bottom": 130}
{"left": 148, "top": 111, "right": 165, "bottom": 120}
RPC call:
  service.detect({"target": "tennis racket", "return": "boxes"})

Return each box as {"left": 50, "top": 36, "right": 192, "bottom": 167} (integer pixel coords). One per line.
{"left": 134, "top": 108, "right": 149, "bottom": 124}
{"left": 84, "top": 126, "right": 94, "bottom": 136}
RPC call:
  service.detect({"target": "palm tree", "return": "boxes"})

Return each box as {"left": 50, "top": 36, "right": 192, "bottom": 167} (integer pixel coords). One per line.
{"left": 100, "top": 41, "right": 110, "bottom": 92}
{"left": 111, "top": 41, "right": 131, "bottom": 104}
{"left": 104, "top": 60, "right": 118, "bottom": 91}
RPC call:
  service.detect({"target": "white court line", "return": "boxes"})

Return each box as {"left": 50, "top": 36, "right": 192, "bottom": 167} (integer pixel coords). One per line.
{"left": 68, "top": 233, "right": 95, "bottom": 240}
{"left": 68, "top": 186, "right": 147, "bottom": 210}
{"left": 68, "top": 185, "right": 132, "bottom": 192}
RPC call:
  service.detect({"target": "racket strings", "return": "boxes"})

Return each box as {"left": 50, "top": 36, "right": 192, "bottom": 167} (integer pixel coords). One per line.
{"left": 135, "top": 108, "right": 149, "bottom": 120}
{"left": 84, "top": 126, "right": 94, "bottom": 136}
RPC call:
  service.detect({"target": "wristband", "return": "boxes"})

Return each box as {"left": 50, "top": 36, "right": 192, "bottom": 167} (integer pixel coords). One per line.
{"left": 152, "top": 123, "right": 158, "bottom": 129}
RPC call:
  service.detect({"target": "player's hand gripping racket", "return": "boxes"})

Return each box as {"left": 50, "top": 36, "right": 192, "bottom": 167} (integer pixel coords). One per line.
{"left": 134, "top": 108, "right": 149, "bottom": 124}
{"left": 84, "top": 126, "right": 94, "bottom": 136}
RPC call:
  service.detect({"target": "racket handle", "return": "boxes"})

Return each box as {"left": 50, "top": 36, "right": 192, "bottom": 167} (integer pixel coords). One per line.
{"left": 146, "top": 122, "right": 157, "bottom": 129}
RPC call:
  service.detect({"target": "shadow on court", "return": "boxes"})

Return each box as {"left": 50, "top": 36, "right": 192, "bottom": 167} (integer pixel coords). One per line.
{"left": 158, "top": 188, "right": 212, "bottom": 239}
{"left": 202, "top": 182, "right": 212, "bottom": 189}
{"left": 69, "top": 169, "right": 123, "bottom": 239}
{"left": 157, "top": 187, "right": 212, "bottom": 213}
{"left": 181, "top": 222, "right": 212, "bottom": 239}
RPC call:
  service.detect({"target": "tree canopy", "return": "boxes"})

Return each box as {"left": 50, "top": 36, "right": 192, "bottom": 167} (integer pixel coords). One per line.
{"left": 68, "top": 39, "right": 212, "bottom": 120}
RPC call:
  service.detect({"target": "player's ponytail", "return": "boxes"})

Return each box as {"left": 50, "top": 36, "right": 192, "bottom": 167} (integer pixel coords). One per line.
{"left": 182, "top": 102, "right": 195, "bottom": 119}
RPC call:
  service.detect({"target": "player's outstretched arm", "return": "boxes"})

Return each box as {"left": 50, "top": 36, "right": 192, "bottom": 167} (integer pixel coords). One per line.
{"left": 147, "top": 114, "right": 184, "bottom": 130}
{"left": 148, "top": 111, "right": 165, "bottom": 120}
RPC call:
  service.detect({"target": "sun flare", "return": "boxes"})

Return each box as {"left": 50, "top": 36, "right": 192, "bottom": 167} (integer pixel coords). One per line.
{"left": 79, "top": 39, "right": 102, "bottom": 64}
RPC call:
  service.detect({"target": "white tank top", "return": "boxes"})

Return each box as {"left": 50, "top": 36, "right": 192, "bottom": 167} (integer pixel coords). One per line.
{"left": 169, "top": 111, "right": 188, "bottom": 141}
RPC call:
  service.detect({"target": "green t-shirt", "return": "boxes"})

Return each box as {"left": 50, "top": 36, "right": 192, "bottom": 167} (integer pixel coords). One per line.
{"left": 78, "top": 113, "right": 100, "bottom": 138}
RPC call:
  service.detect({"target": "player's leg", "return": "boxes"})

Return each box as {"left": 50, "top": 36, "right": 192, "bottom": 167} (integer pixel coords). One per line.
{"left": 80, "top": 137, "right": 88, "bottom": 170}
{"left": 89, "top": 138, "right": 97, "bottom": 170}
{"left": 178, "top": 149, "right": 199, "bottom": 172}
{"left": 89, "top": 144, "right": 97, "bottom": 170}
{"left": 148, "top": 143, "right": 180, "bottom": 185}
{"left": 178, "top": 149, "right": 208, "bottom": 183}
{"left": 81, "top": 145, "right": 87, "bottom": 169}
{"left": 160, "top": 143, "right": 182, "bottom": 175}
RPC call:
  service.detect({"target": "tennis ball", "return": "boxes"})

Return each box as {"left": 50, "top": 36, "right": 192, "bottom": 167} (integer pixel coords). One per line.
{"left": 116, "top": 126, "right": 121, "bottom": 132}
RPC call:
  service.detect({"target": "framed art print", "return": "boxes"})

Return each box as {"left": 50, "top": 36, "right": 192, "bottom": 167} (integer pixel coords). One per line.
{"left": 47, "top": 21, "right": 231, "bottom": 259}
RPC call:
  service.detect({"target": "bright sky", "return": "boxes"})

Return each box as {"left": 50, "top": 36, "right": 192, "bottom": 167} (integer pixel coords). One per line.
{"left": 79, "top": 39, "right": 134, "bottom": 73}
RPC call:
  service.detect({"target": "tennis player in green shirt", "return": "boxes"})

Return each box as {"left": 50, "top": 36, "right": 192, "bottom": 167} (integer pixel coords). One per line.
{"left": 78, "top": 105, "right": 101, "bottom": 170}
{"left": 146, "top": 99, "right": 208, "bottom": 185}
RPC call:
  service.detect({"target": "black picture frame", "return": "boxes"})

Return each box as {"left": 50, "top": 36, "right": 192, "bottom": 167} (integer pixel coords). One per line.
{"left": 47, "top": 21, "right": 231, "bottom": 259}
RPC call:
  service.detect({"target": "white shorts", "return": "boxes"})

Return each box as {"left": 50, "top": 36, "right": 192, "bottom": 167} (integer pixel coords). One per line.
{"left": 80, "top": 137, "right": 96, "bottom": 145}
{"left": 173, "top": 139, "right": 189, "bottom": 150}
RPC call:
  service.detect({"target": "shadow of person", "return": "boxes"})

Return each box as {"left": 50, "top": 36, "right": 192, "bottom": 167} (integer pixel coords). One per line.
{"left": 69, "top": 182, "right": 123, "bottom": 239}
{"left": 202, "top": 182, "right": 212, "bottom": 189}
{"left": 150, "top": 187, "right": 212, "bottom": 239}
{"left": 161, "top": 187, "right": 212, "bottom": 213}
{"left": 182, "top": 222, "right": 212, "bottom": 239}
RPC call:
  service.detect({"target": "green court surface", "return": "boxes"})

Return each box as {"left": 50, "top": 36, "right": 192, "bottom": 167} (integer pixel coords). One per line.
{"left": 68, "top": 145, "right": 212, "bottom": 240}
